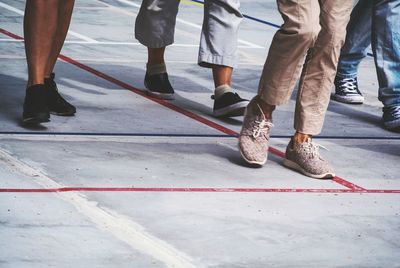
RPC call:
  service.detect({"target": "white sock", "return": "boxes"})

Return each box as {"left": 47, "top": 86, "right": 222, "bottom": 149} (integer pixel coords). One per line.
{"left": 146, "top": 63, "right": 167, "bottom": 76}
{"left": 214, "top": 84, "right": 232, "bottom": 100}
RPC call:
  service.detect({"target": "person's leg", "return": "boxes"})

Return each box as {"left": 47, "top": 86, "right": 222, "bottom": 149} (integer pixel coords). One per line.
{"left": 239, "top": 0, "right": 320, "bottom": 166}
{"left": 212, "top": 66, "right": 232, "bottom": 89}
{"left": 336, "top": 0, "right": 373, "bottom": 79}
{"left": 293, "top": 0, "right": 352, "bottom": 137}
{"left": 199, "top": 0, "right": 248, "bottom": 117}
{"left": 283, "top": 0, "right": 352, "bottom": 178}
{"left": 23, "top": 0, "right": 59, "bottom": 123}
{"left": 147, "top": 47, "right": 166, "bottom": 66}
{"left": 135, "top": 0, "right": 180, "bottom": 100}
{"left": 42, "top": 0, "right": 76, "bottom": 116}
{"left": 24, "top": 0, "right": 58, "bottom": 86}
{"left": 45, "top": 0, "right": 75, "bottom": 77}
{"left": 332, "top": 0, "right": 372, "bottom": 104}
{"left": 372, "top": 0, "right": 400, "bottom": 130}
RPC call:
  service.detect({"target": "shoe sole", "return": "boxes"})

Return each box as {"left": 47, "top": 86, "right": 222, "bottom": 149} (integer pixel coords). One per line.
{"left": 384, "top": 118, "right": 400, "bottom": 130}
{"left": 213, "top": 101, "right": 249, "bottom": 117}
{"left": 283, "top": 159, "right": 335, "bottom": 179}
{"left": 331, "top": 94, "right": 364, "bottom": 104}
{"left": 50, "top": 111, "right": 76, "bottom": 116}
{"left": 22, "top": 114, "right": 50, "bottom": 124}
{"left": 238, "top": 145, "right": 267, "bottom": 166}
{"left": 144, "top": 81, "right": 174, "bottom": 100}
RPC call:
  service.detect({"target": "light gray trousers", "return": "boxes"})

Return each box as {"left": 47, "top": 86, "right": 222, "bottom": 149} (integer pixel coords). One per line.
{"left": 135, "top": 0, "right": 243, "bottom": 68}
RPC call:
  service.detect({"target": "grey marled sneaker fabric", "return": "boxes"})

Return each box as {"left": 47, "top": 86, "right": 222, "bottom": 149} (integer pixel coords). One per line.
{"left": 283, "top": 139, "right": 335, "bottom": 179}
{"left": 238, "top": 98, "right": 273, "bottom": 165}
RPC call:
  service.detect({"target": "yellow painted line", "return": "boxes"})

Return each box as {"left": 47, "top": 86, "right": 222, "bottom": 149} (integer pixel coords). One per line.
{"left": 181, "top": 0, "right": 203, "bottom": 7}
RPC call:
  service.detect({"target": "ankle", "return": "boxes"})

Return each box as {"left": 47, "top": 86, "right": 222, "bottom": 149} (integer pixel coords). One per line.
{"left": 253, "top": 96, "right": 274, "bottom": 119}
{"left": 146, "top": 62, "right": 167, "bottom": 76}
{"left": 293, "top": 132, "right": 312, "bottom": 145}
{"left": 214, "top": 84, "right": 232, "bottom": 100}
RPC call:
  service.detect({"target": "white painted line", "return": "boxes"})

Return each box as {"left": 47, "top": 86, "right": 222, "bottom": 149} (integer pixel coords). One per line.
{"left": 67, "top": 31, "right": 98, "bottom": 43}
{"left": 0, "top": 1, "right": 98, "bottom": 43}
{"left": 96, "top": 0, "right": 139, "bottom": 16}
{"left": 0, "top": 148, "right": 198, "bottom": 268}
{"left": 114, "top": 0, "right": 142, "bottom": 8}
{"left": 108, "top": 0, "right": 264, "bottom": 48}
{"left": 0, "top": 134, "right": 226, "bottom": 143}
{"left": 0, "top": 2, "right": 24, "bottom": 15}
{"left": 0, "top": 55, "right": 264, "bottom": 65}
{"left": 0, "top": 38, "right": 263, "bottom": 49}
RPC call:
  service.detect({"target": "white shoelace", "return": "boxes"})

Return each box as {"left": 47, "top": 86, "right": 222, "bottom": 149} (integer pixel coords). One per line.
{"left": 252, "top": 119, "right": 273, "bottom": 138}
{"left": 339, "top": 78, "right": 358, "bottom": 93}
{"left": 300, "top": 140, "right": 328, "bottom": 159}
{"left": 251, "top": 104, "right": 273, "bottom": 138}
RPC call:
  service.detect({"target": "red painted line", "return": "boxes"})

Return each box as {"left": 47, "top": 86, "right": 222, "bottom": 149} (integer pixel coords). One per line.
{"left": 0, "top": 28, "right": 24, "bottom": 40}
{"left": 0, "top": 187, "right": 399, "bottom": 193}
{"left": 0, "top": 28, "right": 367, "bottom": 191}
{"left": 58, "top": 54, "right": 237, "bottom": 136}
{"left": 333, "top": 176, "right": 366, "bottom": 190}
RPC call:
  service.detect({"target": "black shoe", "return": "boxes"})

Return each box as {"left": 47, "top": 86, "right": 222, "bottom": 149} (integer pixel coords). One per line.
{"left": 383, "top": 106, "right": 400, "bottom": 130}
{"left": 144, "top": 72, "right": 174, "bottom": 100}
{"left": 45, "top": 73, "right": 76, "bottom": 116}
{"left": 332, "top": 76, "right": 364, "bottom": 104}
{"left": 22, "top": 84, "right": 50, "bottom": 124}
{"left": 212, "top": 92, "right": 249, "bottom": 117}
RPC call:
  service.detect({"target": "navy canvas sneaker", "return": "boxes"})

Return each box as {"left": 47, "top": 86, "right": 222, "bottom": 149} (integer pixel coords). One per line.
{"left": 23, "top": 84, "right": 50, "bottom": 124}
{"left": 383, "top": 106, "right": 400, "bottom": 130}
{"left": 332, "top": 76, "right": 364, "bottom": 104}
{"left": 45, "top": 73, "right": 76, "bottom": 116}
{"left": 212, "top": 92, "right": 249, "bottom": 117}
{"left": 144, "top": 72, "right": 174, "bottom": 100}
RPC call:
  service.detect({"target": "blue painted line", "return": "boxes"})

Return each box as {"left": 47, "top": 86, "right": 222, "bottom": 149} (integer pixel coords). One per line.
{"left": 0, "top": 132, "right": 399, "bottom": 140}
{"left": 191, "top": 0, "right": 281, "bottom": 28}
{"left": 242, "top": 13, "right": 280, "bottom": 28}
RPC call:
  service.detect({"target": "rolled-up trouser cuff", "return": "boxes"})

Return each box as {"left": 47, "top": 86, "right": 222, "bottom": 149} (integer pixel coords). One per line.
{"left": 198, "top": 53, "right": 238, "bottom": 68}
{"left": 335, "top": 72, "right": 358, "bottom": 79}
{"left": 135, "top": 34, "right": 174, "bottom": 49}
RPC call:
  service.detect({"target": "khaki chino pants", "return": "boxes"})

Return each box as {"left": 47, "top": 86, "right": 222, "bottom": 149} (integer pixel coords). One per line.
{"left": 258, "top": 0, "right": 353, "bottom": 135}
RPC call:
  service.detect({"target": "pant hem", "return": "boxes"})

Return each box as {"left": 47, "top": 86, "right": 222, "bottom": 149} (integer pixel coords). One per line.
{"left": 135, "top": 35, "right": 174, "bottom": 48}
{"left": 198, "top": 53, "right": 237, "bottom": 68}
{"left": 336, "top": 71, "right": 358, "bottom": 79}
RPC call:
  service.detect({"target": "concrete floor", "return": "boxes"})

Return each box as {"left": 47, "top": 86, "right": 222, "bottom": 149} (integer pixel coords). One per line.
{"left": 0, "top": 0, "right": 399, "bottom": 267}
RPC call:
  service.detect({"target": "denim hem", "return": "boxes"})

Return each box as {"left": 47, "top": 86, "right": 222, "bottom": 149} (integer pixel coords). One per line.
{"left": 336, "top": 72, "right": 358, "bottom": 79}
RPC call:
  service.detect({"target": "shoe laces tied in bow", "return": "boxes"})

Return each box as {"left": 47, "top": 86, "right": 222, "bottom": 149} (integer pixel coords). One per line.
{"left": 252, "top": 104, "right": 273, "bottom": 138}
{"left": 301, "top": 140, "right": 328, "bottom": 159}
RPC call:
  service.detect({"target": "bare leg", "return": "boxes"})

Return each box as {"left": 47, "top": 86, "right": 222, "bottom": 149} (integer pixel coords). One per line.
{"left": 45, "top": 0, "right": 75, "bottom": 77}
{"left": 24, "top": 0, "right": 58, "bottom": 86}
{"left": 148, "top": 47, "right": 166, "bottom": 65}
{"left": 212, "top": 65, "right": 232, "bottom": 88}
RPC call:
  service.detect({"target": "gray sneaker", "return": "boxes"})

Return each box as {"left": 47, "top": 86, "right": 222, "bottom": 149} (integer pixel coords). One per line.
{"left": 238, "top": 98, "right": 273, "bottom": 165}
{"left": 283, "top": 139, "right": 335, "bottom": 179}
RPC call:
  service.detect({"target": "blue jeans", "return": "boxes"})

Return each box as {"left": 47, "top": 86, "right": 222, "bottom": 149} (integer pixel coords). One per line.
{"left": 336, "top": 0, "right": 400, "bottom": 108}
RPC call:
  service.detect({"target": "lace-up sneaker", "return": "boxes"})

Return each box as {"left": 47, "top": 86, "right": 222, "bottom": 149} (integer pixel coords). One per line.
{"left": 22, "top": 84, "right": 50, "bottom": 124}
{"left": 283, "top": 139, "right": 335, "bottom": 179}
{"left": 212, "top": 92, "right": 249, "bottom": 117}
{"left": 332, "top": 76, "right": 364, "bottom": 104}
{"left": 383, "top": 106, "right": 400, "bottom": 130}
{"left": 144, "top": 72, "right": 174, "bottom": 100}
{"left": 45, "top": 73, "right": 76, "bottom": 116}
{"left": 238, "top": 98, "right": 273, "bottom": 165}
